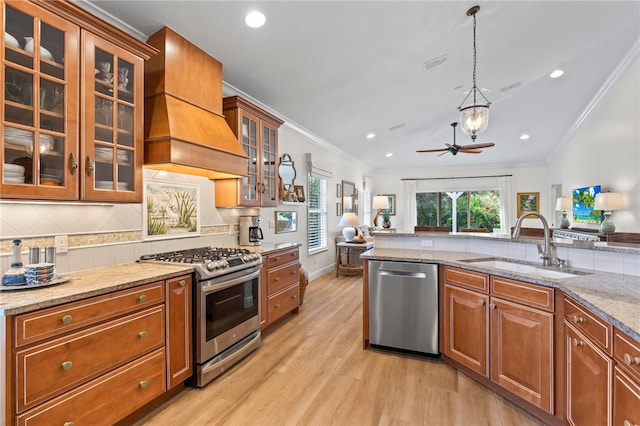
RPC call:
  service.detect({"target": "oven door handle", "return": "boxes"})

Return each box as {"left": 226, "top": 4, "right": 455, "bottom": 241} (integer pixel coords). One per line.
{"left": 201, "top": 269, "right": 261, "bottom": 294}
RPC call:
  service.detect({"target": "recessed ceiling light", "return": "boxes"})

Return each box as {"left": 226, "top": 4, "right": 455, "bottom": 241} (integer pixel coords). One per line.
{"left": 520, "top": 134, "right": 530, "bottom": 140}
{"left": 549, "top": 69, "right": 564, "bottom": 79}
{"left": 245, "top": 11, "right": 266, "bottom": 28}
{"left": 366, "top": 132, "right": 376, "bottom": 139}
{"left": 385, "top": 153, "right": 393, "bottom": 158}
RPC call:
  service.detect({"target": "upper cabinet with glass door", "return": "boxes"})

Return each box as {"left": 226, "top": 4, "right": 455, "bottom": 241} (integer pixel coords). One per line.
{"left": 2, "top": 2, "right": 80, "bottom": 199}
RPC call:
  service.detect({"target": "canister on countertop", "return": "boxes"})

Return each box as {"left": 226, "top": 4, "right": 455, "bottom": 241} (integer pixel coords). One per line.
{"left": 29, "top": 246, "right": 40, "bottom": 264}
{"left": 44, "top": 246, "right": 56, "bottom": 265}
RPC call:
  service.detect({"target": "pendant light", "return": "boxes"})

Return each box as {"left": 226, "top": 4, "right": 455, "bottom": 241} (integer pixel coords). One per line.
{"left": 458, "top": 5, "right": 491, "bottom": 141}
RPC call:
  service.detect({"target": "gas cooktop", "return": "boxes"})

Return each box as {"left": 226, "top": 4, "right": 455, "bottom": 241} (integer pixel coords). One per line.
{"left": 139, "top": 247, "right": 261, "bottom": 280}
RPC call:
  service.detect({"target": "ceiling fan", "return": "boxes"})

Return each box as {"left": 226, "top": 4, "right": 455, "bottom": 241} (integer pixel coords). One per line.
{"left": 417, "top": 122, "right": 495, "bottom": 156}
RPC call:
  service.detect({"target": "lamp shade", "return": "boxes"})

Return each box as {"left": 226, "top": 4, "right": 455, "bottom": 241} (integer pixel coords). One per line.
{"left": 338, "top": 212, "right": 358, "bottom": 227}
{"left": 372, "top": 195, "right": 389, "bottom": 210}
{"left": 555, "top": 197, "right": 572, "bottom": 211}
{"left": 594, "top": 192, "right": 624, "bottom": 211}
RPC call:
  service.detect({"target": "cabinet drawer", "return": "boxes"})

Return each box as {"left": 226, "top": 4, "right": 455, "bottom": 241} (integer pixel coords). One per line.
{"left": 614, "top": 328, "right": 640, "bottom": 381}
{"left": 613, "top": 366, "right": 640, "bottom": 426}
{"left": 268, "top": 284, "right": 300, "bottom": 324}
{"left": 16, "top": 348, "right": 166, "bottom": 426}
{"left": 266, "top": 248, "right": 299, "bottom": 269}
{"left": 564, "top": 296, "right": 612, "bottom": 355}
{"left": 490, "top": 276, "right": 554, "bottom": 312}
{"left": 16, "top": 305, "right": 165, "bottom": 412}
{"left": 445, "top": 267, "right": 489, "bottom": 293}
{"left": 15, "top": 281, "right": 164, "bottom": 347}
{"left": 267, "top": 262, "right": 299, "bottom": 294}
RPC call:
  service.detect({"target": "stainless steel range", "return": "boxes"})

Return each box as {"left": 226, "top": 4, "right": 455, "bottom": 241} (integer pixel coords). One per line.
{"left": 140, "top": 247, "right": 262, "bottom": 387}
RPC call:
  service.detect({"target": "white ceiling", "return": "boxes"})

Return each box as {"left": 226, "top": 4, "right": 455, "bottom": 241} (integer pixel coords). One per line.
{"left": 81, "top": 1, "right": 640, "bottom": 172}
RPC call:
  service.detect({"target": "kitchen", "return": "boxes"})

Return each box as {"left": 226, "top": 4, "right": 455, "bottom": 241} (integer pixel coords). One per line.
{"left": 1, "top": 1, "right": 640, "bottom": 425}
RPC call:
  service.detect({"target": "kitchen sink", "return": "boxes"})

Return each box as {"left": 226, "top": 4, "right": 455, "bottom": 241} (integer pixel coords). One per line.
{"left": 460, "top": 257, "right": 592, "bottom": 279}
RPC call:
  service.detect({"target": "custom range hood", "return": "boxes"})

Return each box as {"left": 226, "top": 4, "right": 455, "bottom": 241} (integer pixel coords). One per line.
{"left": 143, "top": 27, "right": 248, "bottom": 179}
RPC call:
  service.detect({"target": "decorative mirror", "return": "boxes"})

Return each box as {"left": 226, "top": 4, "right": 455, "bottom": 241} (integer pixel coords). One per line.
{"left": 275, "top": 211, "right": 297, "bottom": 233}
{"left": 278, "top": 154, "right": 296, "bottom": 192}
{"left": 342, "top": 180, "right": 356, "bottom": 215}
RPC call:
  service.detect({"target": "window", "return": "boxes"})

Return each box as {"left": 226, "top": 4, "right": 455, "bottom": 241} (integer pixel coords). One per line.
{"left": 416, "top": 190, "right": 501, "bottom": 231}
{"left": 308, "top": 175, "right": 328, "bottom": 253}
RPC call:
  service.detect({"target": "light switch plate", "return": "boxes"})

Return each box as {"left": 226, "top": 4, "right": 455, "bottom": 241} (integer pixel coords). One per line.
{"left": 420, "top": 239, "right": 434, "bottom": 248}
{"left": 55, "top": 235, "right": 68, "bottom": 253}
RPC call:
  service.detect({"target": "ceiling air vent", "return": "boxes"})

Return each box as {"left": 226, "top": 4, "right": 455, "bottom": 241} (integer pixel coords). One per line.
{"left": 388, "top": 123, "right": 406, "bottom": 132}
{"left": 423, "top": 54, "right": 448, "bottom": 71}
{"left": 500, "top": 81, "right": 522, "bottom": 93}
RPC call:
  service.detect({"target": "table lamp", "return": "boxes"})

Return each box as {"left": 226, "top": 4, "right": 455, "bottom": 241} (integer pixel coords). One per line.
{"left": 594, "top": 192, "right": 624, "bottom": 233}
{"left": 338, "top": 212, "right": 359, "bottom": 241}
{"left": 555, "top": 197, "right": 572, "bottom": 229}
{"left": 372, "top": 195, "right": 390, "bottom": 228}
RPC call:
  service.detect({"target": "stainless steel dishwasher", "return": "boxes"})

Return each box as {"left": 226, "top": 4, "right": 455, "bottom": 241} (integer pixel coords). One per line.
{"left": 368, "top": 260, "right": 439, "bottom": 356}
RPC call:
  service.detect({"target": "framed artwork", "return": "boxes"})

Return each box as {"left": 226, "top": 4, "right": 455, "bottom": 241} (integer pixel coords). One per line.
{"left": 144, "top": 180, "right": 200, "bottom": 240}
{"left": 275, "top": 211, "right": 297, "bottom": 233}
{"left": 336, "top": 202, "right": 342, "bottom": 216}
{"left": 294, "top": 185, "right": 305, "bottom": 202}
{"left": 336, "top": 184, "right": 342, "bottom": 198}
{"left": 381, "top": 194, "right": 396, "bottom": 215}
{"left": 517, "top": 192, "right": 540, "bottom": 218}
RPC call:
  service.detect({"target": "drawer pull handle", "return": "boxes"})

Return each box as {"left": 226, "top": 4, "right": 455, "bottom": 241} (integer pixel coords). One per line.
{"left": 623, "top": 421, "right": 638, "bottom": 426}
{"left": 138, "top": 331, "right": 147, "bottom": 339}
{"left": 291, "top": 270, "right": 296, "bottom": 275}
{"left": 179, "top": 280, "right": 186, "bottom": 287}
{"left": 138, "top": 294, "right": 147, "bottom": 302}
{"left": 64, "top": 422, "right": 74, "bottom": 426}
{"left": 139, "top": 380, "right": 148, "bottom": 389}
{"left": 291, "top": 294, "right": 297, "bottom": 299}
{"left": 477, "top": 300, "right": 485, "bottom": 306}
{"left": 489, "top": 303, "right": 496, "bottom": 309}
{"left": 573, "top": 316, "right": 585, "bottom": 324}
{"left": 623, "top": 353, "right": 640, "bottom": 366}
{"left": 572, "top": 338, "right": 584, "bottom": 347}
{"left": 61, "top": 315, "right": 73, "bottom": 324}
{"left": 61, "top": 361, "right": 73, "bottom": 371}
{"left": 275, "top": 277, "right": 280, "bottom": 281}
{"left": 274, "top": 257, "right": 280, "bottom": 261}
{"left": 275, "top": 303, "right": 281, "bottom": 308}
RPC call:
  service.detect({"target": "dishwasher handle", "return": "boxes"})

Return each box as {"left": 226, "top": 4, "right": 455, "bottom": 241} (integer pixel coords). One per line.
{"left": 378, "top": 270, "right": 428, "bottom": 279}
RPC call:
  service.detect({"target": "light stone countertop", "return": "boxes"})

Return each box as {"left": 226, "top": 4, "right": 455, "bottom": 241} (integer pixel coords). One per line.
{"left": 247, "top": 242, "right": 302, "bottom": 254}
{"left": 362, "top": 248, "right": 640, "bottom": 343}
{"left": 0, "top": 262, "right": 195, "bottom": 316}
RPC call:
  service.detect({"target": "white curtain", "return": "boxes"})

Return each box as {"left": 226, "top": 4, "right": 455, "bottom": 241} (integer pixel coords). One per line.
{"left": 402, "top": 180, "right": 417, "bottom": 232}
{"left": 498, "top": 176, "right": 513, "bottom": 234}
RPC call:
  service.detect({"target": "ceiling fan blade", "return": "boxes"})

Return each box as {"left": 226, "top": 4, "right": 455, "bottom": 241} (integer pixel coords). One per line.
{"left": 460, "top": 142, "right": 495, "bottom": 150}
{"left": 437, "top": 151, "right": 451, "bottom": 157}
{"left": 417, "top": 147, "right": 448, "bottom": 153}
{"left": 460, "top": 149, "right": 483, "bottom": 154}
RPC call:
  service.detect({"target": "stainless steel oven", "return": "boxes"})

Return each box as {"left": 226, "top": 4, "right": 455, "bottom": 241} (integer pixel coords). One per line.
{"left": 140, "top": 247, "right": 262, "bottom": 387}
{"left": 195, "top": 265, "right": 261, "bottom": 387}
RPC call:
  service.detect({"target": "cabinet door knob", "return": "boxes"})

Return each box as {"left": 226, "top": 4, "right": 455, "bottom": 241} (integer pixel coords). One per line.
{"left": 61, "top": 361, "right": 73, "bottom": 370}
{"left": 623, "top": 421, "right": 638, "bottom": 426}
{"left": 275, "top": 303, "right": 281, "bottom": 308}
{"left": 138, "top": 331, "right": 147, "bottom": 339}
{"left": 623, "top": 353, "right": 640, "bottom": 366}
{"left": 275, "top": 277, "right": 280, "bottom": 281}
{"left": 489, "top": 303, "right": 496, "bottom": 309}
{"left": 139, "top": 380, "right": 148, "bottom": 389}
{"left": 291, "top": 270, "right": 297, "bottom": 275}
{"left": 274, "top": 257, "right": 280, "bottom": 261}
{"left": 477, "top": 300, "right": 485, "bottom": 306}
{"left": 572, "top": 338, "right": 584, "bottom": 347}
{"left": 179, "top": 280, "right": 186, "bottom": 287}
{"left": 86, "top": 156, "right": 94, "bottom": 175}
{"left": 64, "top": 422, "right": 74, "bottom": 426}
{"left": 573, "top": 316, "right": 585, "bottom": 324}
{"left": 291, "top": 294, "right": 297, "bottom": 299}
{"left": 69, "top": 153, "right": 78, "bottom": 175}
{"left": 138, "top": 294, "right": 147, "bottom": 302}
{"left": 61, "top": 314, "right": 73, "bottom": 324}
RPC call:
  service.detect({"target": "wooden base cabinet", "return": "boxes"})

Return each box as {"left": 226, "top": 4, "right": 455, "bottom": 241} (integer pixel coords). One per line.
{"left": 261, "top": 247, "right": 300, "bottom": 329}
{"left": 8, "top": 273, "right": 193, "bottom": 425}
{"left": 442, "top": 267, "right": 555, "bottom": 414}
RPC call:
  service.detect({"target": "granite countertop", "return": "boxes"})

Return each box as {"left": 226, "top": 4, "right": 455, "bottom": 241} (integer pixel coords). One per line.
{"left": 0, "top": 262, "right": 195, "bottom": 316}
{"left": 247, "top": 242, "right": 302, "bottom": 254}
{"left": 362, "top": 248, "right": 640, "bottom": 343}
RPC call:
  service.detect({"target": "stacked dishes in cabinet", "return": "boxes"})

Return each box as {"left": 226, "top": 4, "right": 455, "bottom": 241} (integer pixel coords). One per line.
{"left": 4, "top": 163, "right": 25, "bottom": 184}
{"left": 5, "top": 128, "right": 55, "bottom": 153}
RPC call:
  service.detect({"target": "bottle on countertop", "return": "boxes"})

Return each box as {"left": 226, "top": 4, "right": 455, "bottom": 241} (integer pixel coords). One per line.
{"left": 2, "top": 239, "right": 27, "bottom": 285}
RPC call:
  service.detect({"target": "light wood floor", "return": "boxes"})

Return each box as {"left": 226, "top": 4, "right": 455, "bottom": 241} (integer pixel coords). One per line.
{"left": 135, "top": 272, "right": 545, "bottom": 426}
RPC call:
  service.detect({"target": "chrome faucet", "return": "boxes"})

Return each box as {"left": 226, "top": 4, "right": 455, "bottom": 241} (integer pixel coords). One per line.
{"left": 512, "top": 212, "right": 554, "bottom": 266}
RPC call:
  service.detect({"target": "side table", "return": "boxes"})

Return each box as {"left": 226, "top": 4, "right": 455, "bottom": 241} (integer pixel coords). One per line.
{"left": 336, "top": 241, "right": 374, "bottom": 277}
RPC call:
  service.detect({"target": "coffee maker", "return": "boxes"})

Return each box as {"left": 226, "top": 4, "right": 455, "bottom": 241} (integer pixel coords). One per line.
{"left": 239, "top": 215, "right": 263, "bottom": 246}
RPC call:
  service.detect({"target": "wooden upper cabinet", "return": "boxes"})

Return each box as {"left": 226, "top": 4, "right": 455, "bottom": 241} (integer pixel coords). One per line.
{"left": 1, "top": 0, "right": 155, "bottom": 202}
{"left": 2, "top": 1, "right": 80, "bottom": 200}
{"left": 217, "top": 96, "right": 283, "bottom": 207}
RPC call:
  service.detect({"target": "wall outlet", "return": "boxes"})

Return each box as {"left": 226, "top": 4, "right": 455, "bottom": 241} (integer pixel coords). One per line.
{"left": 268, "top": 219, "right": 274, "bottom": 229}
{"left": 55, "top": 235, "right": 68, "bottom": 253}
{"left": 420, "top": 239, "right": 434, "bottom": 248}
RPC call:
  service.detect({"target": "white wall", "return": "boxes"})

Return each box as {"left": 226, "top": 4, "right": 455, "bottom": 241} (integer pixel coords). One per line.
{"left": 548, "top": 58, "right": 640, "bottom": 232}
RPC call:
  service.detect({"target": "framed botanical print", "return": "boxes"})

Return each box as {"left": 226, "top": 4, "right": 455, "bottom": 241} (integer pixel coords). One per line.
{"left": 517, "top": 192, "right": 539, "bottom": 218}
